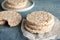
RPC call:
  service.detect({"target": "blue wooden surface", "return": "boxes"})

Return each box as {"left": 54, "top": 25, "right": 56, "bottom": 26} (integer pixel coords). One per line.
{"left": 0, "top": 0, "right": 60, "bottom": 40}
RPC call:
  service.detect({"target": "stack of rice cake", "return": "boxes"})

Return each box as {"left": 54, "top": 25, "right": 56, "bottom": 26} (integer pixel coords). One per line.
{"left": 25, "top": 11, "right": 55, "bottom": 34}
{"left": 5, "top": 0, "right": 28, "bottom": 9}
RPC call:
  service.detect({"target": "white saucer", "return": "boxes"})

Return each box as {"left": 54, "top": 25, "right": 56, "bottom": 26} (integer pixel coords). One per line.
{"left": 1, "top": 0, "right": 35, "bottom": 12}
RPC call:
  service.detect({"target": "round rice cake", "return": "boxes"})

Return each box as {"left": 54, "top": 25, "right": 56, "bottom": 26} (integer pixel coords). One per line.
{"left": 26, "top": 19, "right": 54, "bottom": 30}
{"left": 24, "top": 22, "right": 54, "bottom": 34}
{"left": 26, "top": 11, "right": 54, "bottom": 26}
{"left": 0, "top": 11, "right": 22, "bottom": 27}
{"left": 5, "top": 0, "right": 28, "bottom": 8}
{"left": 5, "top": 2, "right": 26, "bottom": 9}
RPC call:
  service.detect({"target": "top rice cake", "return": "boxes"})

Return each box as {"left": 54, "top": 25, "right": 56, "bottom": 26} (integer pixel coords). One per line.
{"left": 6, "top": 0, "right": 28, "bottom": 6}
{"left": 26, "top": 11, "right": 54, "bottom": 26}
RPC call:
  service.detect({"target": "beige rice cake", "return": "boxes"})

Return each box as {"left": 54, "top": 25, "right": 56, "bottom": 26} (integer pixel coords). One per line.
{"left": 25, "top": 11, "right": 55, "bottom": 33}
{"left": 26, "top": 19, "right": 54, "bottom": 30}
{"left": 25, "top": 22, "right": 54, "bottom": 34}
{"left": 0, "top": 11, "right": 22, "bottom": 27}
{"left": 5, "top": 0, "right": 28, "bottom": 8}
{"left": 26, "top": 11, "right": 54, "bottom": 26}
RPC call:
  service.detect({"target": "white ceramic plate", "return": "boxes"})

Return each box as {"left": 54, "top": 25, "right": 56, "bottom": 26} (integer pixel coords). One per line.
{"left": 1, "top": 0, "right": 35, "bottom": 12}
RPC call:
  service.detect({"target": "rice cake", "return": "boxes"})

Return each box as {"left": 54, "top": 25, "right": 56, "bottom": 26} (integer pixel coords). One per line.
{"left": 26, "top": 19, "right": 54, "bottom": 30}
{"left": 25, "top": 22, "right": 54, "bottom": 34}
{"left": 0, "top": 11, "right": 22, "bottom": 27}
{"left": 5, "top": 0, "right": 28, "bottom": 8}
{"left": 26, "top": 11, "right": 54, "bottom": 26}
